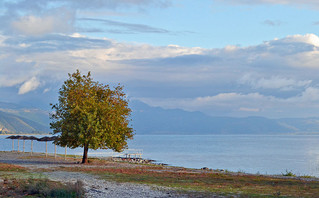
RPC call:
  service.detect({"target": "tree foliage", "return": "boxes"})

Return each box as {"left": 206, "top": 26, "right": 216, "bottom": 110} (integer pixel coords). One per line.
{"left": 50, "top": 70, "right": 133, "bottom": 163}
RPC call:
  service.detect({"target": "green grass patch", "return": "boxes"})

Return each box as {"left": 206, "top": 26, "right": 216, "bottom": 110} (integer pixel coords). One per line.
{"left": 282, "top": 170, "right": 296, "bottom": 177}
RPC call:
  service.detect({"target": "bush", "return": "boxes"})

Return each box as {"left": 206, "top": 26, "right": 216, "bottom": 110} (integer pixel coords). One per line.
{"left": 282, "top": 170, "right": 296, "bottom": 177}
{"left": 21, "top": 178, "right": 85, "bottom": 197}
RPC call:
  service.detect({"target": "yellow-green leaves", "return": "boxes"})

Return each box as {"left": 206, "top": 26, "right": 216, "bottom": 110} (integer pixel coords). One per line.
{"left": 50, "top": 70, "right": 134, "bottom": 162}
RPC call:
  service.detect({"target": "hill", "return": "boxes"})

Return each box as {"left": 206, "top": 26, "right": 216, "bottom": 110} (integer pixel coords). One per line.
{"left": 1, "top": 101, "right": 319, "bottom": 135}
{"left": 0, "top": 111, "right": 50, "bottom": 134}
{"left": 130, "top": 101, "right": 296, "bottom": 134}
{"left": 0, "top": 102, "right": 50, "bottom": 134}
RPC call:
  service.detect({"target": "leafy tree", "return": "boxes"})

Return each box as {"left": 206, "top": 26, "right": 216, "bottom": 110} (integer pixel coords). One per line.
{"left": 50, "top": 70, "right": 133, "bottom": 163}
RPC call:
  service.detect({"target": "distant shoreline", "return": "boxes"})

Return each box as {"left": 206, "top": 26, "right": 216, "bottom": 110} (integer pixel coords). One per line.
{"left": 2, "top": 133, "right": 319, "bottom": 136}
{"left": 0, "top": 134, "right": 50, "bottom": 136}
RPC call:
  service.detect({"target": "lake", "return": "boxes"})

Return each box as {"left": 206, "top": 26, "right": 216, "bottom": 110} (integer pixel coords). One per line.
{"left": 1, "top": 135, "right": 319, "bottom": 177}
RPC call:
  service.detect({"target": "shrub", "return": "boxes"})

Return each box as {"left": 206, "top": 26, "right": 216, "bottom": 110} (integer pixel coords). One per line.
{"left": 20, "top": 178, "right": 85, "bottom": 197}
{"left": 282, "top": 170, "right": 296, "bottom": 177}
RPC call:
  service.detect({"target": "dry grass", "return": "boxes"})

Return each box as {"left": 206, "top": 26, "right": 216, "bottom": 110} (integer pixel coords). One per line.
{"left": 56, "top": 165, "right": 319, "bottom": 197}
{"left": 2, "top": 152, "right": 319, "bottom": 197}
{"left": 0, "top": 162, "right": 26, "bottom": 172}
{"left": 0, "top": 177, "right": 85, "bottom": 198}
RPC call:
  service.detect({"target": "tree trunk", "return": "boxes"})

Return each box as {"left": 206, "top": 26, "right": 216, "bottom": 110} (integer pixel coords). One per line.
{"left": 82, "top": 145, "right": 89, "bottom": 164}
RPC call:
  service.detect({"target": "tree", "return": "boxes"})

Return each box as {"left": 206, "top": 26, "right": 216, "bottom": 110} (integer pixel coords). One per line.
{"left": 50, "top": 70, "right": 133, "bottom": 163}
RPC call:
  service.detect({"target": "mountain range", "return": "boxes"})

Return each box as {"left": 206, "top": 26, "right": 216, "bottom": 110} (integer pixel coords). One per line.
{"left": 1, "top": 101, "right": 319, "bottom": 135}
{"left": 0, "top": 102, "right": 50, "bottom": 134}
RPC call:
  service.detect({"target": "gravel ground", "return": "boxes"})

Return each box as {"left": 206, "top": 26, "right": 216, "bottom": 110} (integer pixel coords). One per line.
{"left": 42, "top": 171, "right": 181, "bottom": 198}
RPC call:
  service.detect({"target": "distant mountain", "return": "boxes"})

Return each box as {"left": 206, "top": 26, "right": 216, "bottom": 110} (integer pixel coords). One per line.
{"left": 0, "top": 102, "right": 50, "bottom": 134}
{"left": 277, "top": 118, "right": 319, "bottom": 133}
{"left": 130, "top": 100, "right": 295, "bottom": 134}
{"left": 0, "top": 111, "right": 50, "bottom": 134}
{"left": 1, "top": 100, "right": 319, "bottom": 135}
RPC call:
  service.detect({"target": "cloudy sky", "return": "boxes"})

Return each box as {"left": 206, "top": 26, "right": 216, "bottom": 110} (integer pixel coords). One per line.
{"left": 2, "top": 0, "right": 319, "bottom": 118}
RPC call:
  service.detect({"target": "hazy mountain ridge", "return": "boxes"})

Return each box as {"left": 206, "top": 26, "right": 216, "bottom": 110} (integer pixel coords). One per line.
{"left": 130, "top": 101, "right": 297, "bottom": 134}
{"left": 1, "top": 101, "right": 319, "bottom": 135}
{"left": 0, "top": 111, "right": 50, "bottom": 134}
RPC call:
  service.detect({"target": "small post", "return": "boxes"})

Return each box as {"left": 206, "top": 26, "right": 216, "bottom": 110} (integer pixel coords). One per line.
{"left": 45, "top": 141, "right": 48, "bottom": 157}
{"left": 12, "top": 139, "right": 14, "bottom": 151}
{"left": 31, "top": 140, "right": 33, "bottom": 156}
{"left": 54, "top": 144, "right": 57, "bottom": 159}
{"left": 17, "top": 139, "right": 19, "bottom": 152}
{"left": 23, "top": 140, "right": 25, "bottom": 153}
{"left": 65, "top": 146, "right": 67, "bottom": 160}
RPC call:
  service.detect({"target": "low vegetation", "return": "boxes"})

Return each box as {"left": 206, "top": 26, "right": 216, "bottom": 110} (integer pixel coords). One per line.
{"left": 0, "top": 177, "right": 85, "bottom": 198}
{"left": 0, "top": 163, "right": 85, "bottom": 197}
{"left": 57, "top": 164, "right": 319, "bottom": 197}
{"left": 2, "top": 153, "right": 319, "bottom": 197}
{"left": 281, "top": 169, "right": 296, "bottom": 177}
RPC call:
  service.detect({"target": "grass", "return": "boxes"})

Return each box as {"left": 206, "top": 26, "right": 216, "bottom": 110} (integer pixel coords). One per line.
{"left": 56, "top": 165, "right": 319, "bottom": 197}
{"left": 0, "top": 162, "right": 27, "bottom": 172}
{"left": 281, "top": 170, "right": 296, "bottom": 177}
{"left": 0, "top": 177, "right": 85, "bottom": 198}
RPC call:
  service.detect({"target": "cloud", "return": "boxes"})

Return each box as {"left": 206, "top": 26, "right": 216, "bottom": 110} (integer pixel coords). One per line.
{"left": 239, "top": 74, "right": 312, "bottom": 90}
{"left": 0, "top": 55, "right": 36, "bottom": 88}
{"left": 0, "top": 2, "right": 76, "bottom": 36}
{"left": 55, "top": 0, "right": 172, "bottom": 9}
{"left": 79, "top": 18, "right": 171, "bottom": 34}
{"left": 262, "top": 20, "right": 282, "bottom": 27}
{"left": 239, "top": 107, "right": 261, "bottom": 112}
{"left": 137, "top": 87, "right": 319, "bottom": 118}
{"left": 218, "top": 0, "right": 319, "bottom": 8}
{"left": 0, "top": 0, "right": 172, "bottom": 36}
{"left": 2, "top": 32, "right": 319, "bottom": 116}
{"left": 2, "top": 0, "right": 172, "bottom": 11}
{"left": 3, "top": 34, "right": 112, "bottom": 53}
{"left": 290, "top": 87, "right": 319, "bottom": 102}
{"left": 18, "top": 77, "right": 41, "bottom": 95}
{"left": 2, "top": 33, "right": 319, "bottom": 89}
{"left": 136, "top": 92, "right": 274, "bottom": 117}
{"left": 11, "top": 9, "right": 75, "bottom": 36}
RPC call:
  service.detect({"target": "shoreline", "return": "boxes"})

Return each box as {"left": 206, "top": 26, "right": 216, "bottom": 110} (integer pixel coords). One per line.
{"left": 1, "top": 135, "right": 319, "bottom": 178}
{"left": 1, "top": 151, "right": 319, "bottom": 197}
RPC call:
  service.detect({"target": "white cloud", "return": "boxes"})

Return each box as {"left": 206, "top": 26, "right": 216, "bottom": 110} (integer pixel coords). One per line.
{"left": 281, "top": 34, "right": 319, "bottom": 47}
{"left": 1, "top": 32, "right": 319, "bottom": 117}
{"left": 239, "top": 107, "right": 261, "bottom": 112}
{"left": 11, "top": 11, "right": 74, "bottom": 36}
{"left": 137, "top": 92, "right": 271, "bottom": 114}
{"left": 137, "top": 88, "right": 319, "bottom": 118}
{"left": 219, "top": 0, "right": 319, "bottom": 8}
{"left": 262, "top": 20, "right": 282, "bottom": 27}
{"left": 289, "top": 87, "right": 319, "bottom": 102}
{"left": 18, "top": 77, "right": 41, "bottom": 95}
{"left": 239, "top": 74, "right": 312, "bottom": 90}
{"left": 0, "top": 0, "right": 172, "bottom": 37}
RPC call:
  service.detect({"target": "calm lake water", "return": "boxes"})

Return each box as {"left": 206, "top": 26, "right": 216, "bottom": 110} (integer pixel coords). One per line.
{"left": 1, "top": 135, "right": 319, "bottom": 177}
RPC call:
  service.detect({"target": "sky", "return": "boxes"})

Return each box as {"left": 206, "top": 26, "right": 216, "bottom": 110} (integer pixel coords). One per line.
{"left": 1, "top": 0, "right": 319, "bottom": 118}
